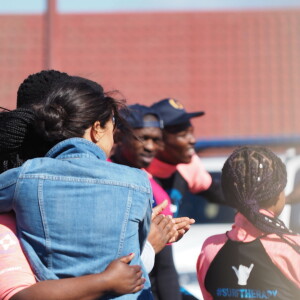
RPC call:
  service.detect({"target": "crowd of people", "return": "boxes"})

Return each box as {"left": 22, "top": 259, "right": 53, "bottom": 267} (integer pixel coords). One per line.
{"left": 0, "top": 70, "right": 299, "bottom": 300}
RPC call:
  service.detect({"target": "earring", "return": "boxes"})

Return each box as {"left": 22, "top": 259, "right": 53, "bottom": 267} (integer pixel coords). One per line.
{"left": 95, "top": 137, "right": 100, "bottom": 142}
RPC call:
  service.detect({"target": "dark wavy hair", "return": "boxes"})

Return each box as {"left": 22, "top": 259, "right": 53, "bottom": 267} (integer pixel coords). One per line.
{"left": 0, "top": 80, "right": 130, "bottom": 173}
{"left": 33, "top": 80, "right": 127, "bottom": 143}
{"left": 222, "top": 146, "right": 300, "bottom": 253}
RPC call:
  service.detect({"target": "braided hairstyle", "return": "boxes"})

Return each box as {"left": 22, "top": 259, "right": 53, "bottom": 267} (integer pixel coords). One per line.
{"left": 0, "top": 70, "right": 71, "bottom": 173}
{"left": 0, "top": 108, "right": 36, "bottom": 172}
{"left": 222, "top": 146, "right": 300, "bottom": 253}
{"left": 17, "top": 70, "right": 70, "bottom": 108}
{"left": 1, "top": 70, "right": 125, "bottom": 173}
{"left": 17, "top": 70, "right": 105, "bottom": 109}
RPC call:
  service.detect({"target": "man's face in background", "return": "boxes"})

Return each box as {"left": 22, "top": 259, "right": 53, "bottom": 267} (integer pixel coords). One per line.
{"left": 155, "top": 122, "right": 197, "bottom": 165}
{"left": 118, "top": 114, "right": 163, "bottom": 169}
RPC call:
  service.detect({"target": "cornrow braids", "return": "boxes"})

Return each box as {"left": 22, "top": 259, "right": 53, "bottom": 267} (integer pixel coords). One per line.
{"left": 222, "top": 146, "right": 300, "bottom": 253}
{"left": 17, "top": 70, "right": 70, "bottom": 108}
{"left": 0, "top": 108, "right": 37, "bottom": 173}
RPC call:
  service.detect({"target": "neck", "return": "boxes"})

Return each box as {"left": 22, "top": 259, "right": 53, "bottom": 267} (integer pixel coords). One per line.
{"left": 110, "top": 152, "right": 131, "bottom": 168}
{"left": 155, "top": 151, "right": 177, "bottom": 165}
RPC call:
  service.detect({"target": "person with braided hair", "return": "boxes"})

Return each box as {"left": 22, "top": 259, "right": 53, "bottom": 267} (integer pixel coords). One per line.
{"left": 0, "top": 79, "right": 154, "bottom": 299}
{"left": 1, "top": 71, "right": 147, "bottom": 300}
{"left": 197, "top": 146, "right": 300, "bottom": 300}
{"left": 0, "top": 108, "right": 148, "bottom": 300}
{"left": 16, "top": 70, "right": 70, "bottom": 108}
{"left": 0, "top": 70, "right": 186, "bottom": 300}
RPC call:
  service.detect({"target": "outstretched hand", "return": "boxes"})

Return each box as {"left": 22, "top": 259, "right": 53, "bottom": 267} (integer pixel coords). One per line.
{"left": 149, "top": 200, "right": 195, "bottom": 252}
{"left": 152, "top": 200, "right": 168, "bottom": 219}
{"left": 104, "top": 253, "right": 145, "bottom": 295}
{"left": 148, "top": 212, "right": 177, "bottom": 253}
{"left": 168, "top": 216, "right": 195, "bottom": 243}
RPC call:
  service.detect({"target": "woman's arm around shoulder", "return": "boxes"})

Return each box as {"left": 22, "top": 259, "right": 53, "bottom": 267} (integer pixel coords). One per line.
{"left": 11, "top": 254, "right": 145, "bottom": 300}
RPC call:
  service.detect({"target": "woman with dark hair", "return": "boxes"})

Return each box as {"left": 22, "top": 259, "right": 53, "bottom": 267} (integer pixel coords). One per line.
{"left": 0, "top": 79, "right": 153, "bottom": 299}
{"left": 197, "top": 146, "right": 300, "bottom": 300}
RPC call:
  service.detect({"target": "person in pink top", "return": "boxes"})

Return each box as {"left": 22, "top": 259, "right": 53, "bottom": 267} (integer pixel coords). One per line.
{"left": 197, "top": 146, "right": 300, "bottom": 300}
{"left": 147, "top": 98, "right": 226, "bottom": 220}
{"left": 0, "top": 71, "right": 189, "bottom": 300}
{"left": 111, "top": 104, "right": 195, "bottom": 300}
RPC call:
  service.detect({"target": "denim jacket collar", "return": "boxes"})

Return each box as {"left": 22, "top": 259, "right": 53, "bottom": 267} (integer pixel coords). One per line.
{"left": 45, "top": 138, "right": 107, "bottom": 160}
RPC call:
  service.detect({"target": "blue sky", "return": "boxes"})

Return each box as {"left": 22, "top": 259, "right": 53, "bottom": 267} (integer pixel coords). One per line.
{"left": 1, "top": 0, "right": 300, "bottom": 14}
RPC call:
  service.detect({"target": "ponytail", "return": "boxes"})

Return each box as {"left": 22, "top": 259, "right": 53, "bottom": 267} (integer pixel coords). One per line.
{"left": 222, "top": 146, "right": 300, "bottom": 253}
{"left": 0, "top": 108, "right": 36, "bottom": 173}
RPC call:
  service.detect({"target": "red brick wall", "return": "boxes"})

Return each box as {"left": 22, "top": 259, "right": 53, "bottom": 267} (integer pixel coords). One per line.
{"left": 1, "top": 9, "right": 300, "bottom": 139}
{"left": 0, "top": 15, "right": 45, "bottom": 109}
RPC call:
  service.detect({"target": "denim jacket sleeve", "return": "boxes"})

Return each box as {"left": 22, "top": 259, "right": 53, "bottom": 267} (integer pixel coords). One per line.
{"left": 0, "top": 167, "right": 20, "bottom": 212}
{"left": 139, "top": 195, "right": 153, "bottom": 252}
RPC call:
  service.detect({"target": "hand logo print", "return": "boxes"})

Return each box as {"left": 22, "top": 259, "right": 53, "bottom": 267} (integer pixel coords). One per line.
{"left": 232, "top": 263, "right": 254, "bottom": 285}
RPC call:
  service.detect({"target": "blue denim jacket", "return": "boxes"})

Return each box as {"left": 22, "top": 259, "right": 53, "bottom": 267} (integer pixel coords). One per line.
{"left": 0, "top": 138, "right": 153, "bottom": 299}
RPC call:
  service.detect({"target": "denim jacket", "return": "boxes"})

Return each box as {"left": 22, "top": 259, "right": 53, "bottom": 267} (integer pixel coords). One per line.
{"left": 0, "top": 138, "right": 153, "bottom": 299}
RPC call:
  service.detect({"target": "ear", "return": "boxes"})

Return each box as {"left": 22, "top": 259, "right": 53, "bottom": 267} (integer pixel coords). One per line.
{"left": 91, "top": 120, "right": 105, "bottom": 143}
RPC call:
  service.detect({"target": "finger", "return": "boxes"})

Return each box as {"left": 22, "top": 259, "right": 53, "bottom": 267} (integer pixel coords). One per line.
{"left": 174, "top": 220, "right": 189, "bottom": 230}
{"left": 166, "top": 231, "right": 174, "bottom": 242}
{"left": 130, "top": 265, "right": 142, "bottom": 273}
{"left": 182, "top": 224, "right": 191, "bottom": 232}
{"left": 152, "top": 214, "right": 165, "bottom": 225}
{"left": 173, "top": 217, "right": 187, "bottom": 223}
{"left": 232, "top": 266, "right": 238, "bottom": 273}
{"left": 119, "top": 253, "right": 135, "bottom": 264}
{"left": 134, "top": 277, "right": 146, "bottom": 287}
{"left": 173, "top": 217, "right": 195, "bottom": 225}
{"left": 164, "top": 221, "right": 177, "bottom": 235}
{"left": 158, "top": 216, "right": 174, "bottom": 230}
{"left": 249, "top": 263, "right": 254, "bottom": 271}
{"left": 177, "top": 228, "right": 185, "bottom": 235}
{"left": 169, "top": 229, "right": 184, "bottom": 243}
{"left": 152, "top": 200, "right": 168, "bottom": 219}
{"left": 163, "top": 225, "right": 176, "bottom": 240}
{"left": 136, "top": 269, "right": 143, "bottom": 277}
{"left": 174, "top": 220, "right": 193, "bottom": 231}
{"left": 132, "top": 281, "right": 145, "bottom": 293}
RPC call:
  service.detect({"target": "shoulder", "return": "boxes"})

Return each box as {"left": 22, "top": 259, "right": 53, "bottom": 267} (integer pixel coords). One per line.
{"left": 106, "top": 161, "right": 151, "bottom": 192}
{"left": 108, "top": 160, "right": 148, "bottom": 178}
{"left": 197, "top": 233, "right": 228, "bottom": 270}
{"left": 261, "top": 233, "right": 300, "bottom": 287}
{"left": 0, "top": 166, "right": 22, "bottom": 188}
{"left": 202, "top": 233, "right": 228, "bottom": 253}
{"left": 23, "top": 157, "right": 151, "bottom": 192}
{"left": 177, "top": 154, "right": 207, "bottom": 175}
{"left": 177, "top": 154, "right": 212, "bottom": 193}
{"left": 197, "top": 233, "right": 228, "bottom": 292}
{"left": 262, "top": 233, "right": 300, "bottom": 254}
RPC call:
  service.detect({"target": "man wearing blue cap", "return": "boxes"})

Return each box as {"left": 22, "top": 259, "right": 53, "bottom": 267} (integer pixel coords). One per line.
{"left": 148, "top": 98, "right": 225, "bottom": 218}
{"left": 111, "top": 104, "right": 196, "bottom": 300}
